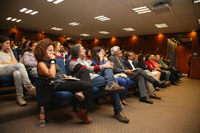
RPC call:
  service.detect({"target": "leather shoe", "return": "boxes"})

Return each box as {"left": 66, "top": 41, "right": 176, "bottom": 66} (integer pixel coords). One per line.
{"left": 139, "top": 97, "right": 153, "bottom": 104}
{"left": 171, "top": 82, "right": 178, "bottom": 86}
{"left": 122, "top": 101, "right": 130, "bottom": 106}
{"left": 149, "top": 95, "right": 161, "bottom": 99}
{"left": 114, "top": 111, "right": 129, "bottom": 123}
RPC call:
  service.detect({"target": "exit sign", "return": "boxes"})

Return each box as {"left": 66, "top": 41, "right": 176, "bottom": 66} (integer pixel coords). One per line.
{"left": 177, "top": 34, "right": 183, "bottom": 38}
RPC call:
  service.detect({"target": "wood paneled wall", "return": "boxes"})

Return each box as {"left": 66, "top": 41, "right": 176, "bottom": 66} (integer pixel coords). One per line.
{"left": 0, "top": 28, "right": 66, "bottom": 43}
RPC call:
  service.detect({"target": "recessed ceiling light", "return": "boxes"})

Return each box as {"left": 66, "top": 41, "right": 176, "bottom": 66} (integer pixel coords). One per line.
{"left": 66, "top": 37, "right": 71, "bottom": 40}
{"left": 69, "top": 22, "right": 81, "bottom": 26}
{"left": 99, "top": 31, "right": 110, "bottom": 34}
{"left": 42, "top": 31, "right": 44, "bottom": 33}
{"left": 20, "top": 8, "right": 27, "bottom": 12}
{"left": 31, "top": 11, "right": 38, "bottom": 15}
{"left": 25, "top": 10, "right": 33, "bottom": 14}
{"left": 132, "top": 6, "right": 151, "bottom": 14}
{"left": 16, "top": 19, "right": 22, "bottom": 22}
{"left": 80, "top": 34, "right": 90, "bottom": 36}
{"left": 6, "top": 17, "right": 12, "bottom": 20}
{"left": 11, "top": 18, "right": 17, "bottom": 21}
{"left": 51, "top": 27, "right": 63, "bottom": 31}
{"left": 94, "top": 15, "right": 111, "bottom": 21}
{"left": 123, "top": 28, "right": 135, "bottom": 31}
{"left": 155, "top": 23, "right": 168, "bottom": 28}
{"left": 53, "top": 0, "right": 64, "bottom": 4}
{"left": 193, "top": 0, "right": 200, "bottom": 3}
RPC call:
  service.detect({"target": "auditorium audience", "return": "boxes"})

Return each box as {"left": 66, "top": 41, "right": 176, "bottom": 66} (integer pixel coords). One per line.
{"left": 91, "top": 46, "right": 130, "bottom": 106}
{"left": 69, "top": 44, "right": 129, "bottom": 123}
{"left": 35, "top": 39, "right": 93, "bottom": 124}
{"left": 85, "top": 48, "right": 91, "bottom": 59}
{"left": 0, "top": 36, "right": 36, "bottom": 106}
{"left": 109, "top": 46, "right": 164, "bottom": 104}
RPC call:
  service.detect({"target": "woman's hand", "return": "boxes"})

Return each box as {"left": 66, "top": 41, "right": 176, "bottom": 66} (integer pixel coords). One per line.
{"left": 47, "top": 52, "right": 55, "bottom": 59}
{"left": 103, "top": 61, "right": 113, "bottom": 69}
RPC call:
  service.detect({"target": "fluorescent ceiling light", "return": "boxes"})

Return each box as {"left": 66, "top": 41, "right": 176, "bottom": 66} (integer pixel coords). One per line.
{"left": 20, "top": 8, "right": 27, "bottom": 12}
{"left": 16, "top": 19, "right": 22, "bottom": 22}
{"left": 11, "top": 18, "right": 17, "bottom": 21}
{"left": 132, "top": 6, "right": 147, "bottom": 11}
{"left": 137, "top": 10, "right": 151, "bottom": 14}
{"left": 25, "top": 10, "right": 33, "bottom": 14}
{"left": 51, "top": 27, "right": 63, "bottom": 31}
{"left": 94, "top": 15, "right": 111, "bottom": 21}
{"left": 194, "top": 0, "right": 200, "bottom": 3}
{"left": 132, "top": 6, "right": 151, "bottom": 14}
{"left": 99, "top": 31, "right": 110, "bottom": 34}
{"left": 123, "top": 28, "right": 135, "bottom": 31}
{"left": 53, "top": 0, "right": 64, "bottom": 4}
{"left": 31, "top": 11, "right": 38, "bottom": 15}
{"left": 69, "top": 22, "right": 81, "bottom": 26}
{"left": 47, "top": 0, "right": 54, "bottom": 2}
{"left": 155, "top": 23, "right": 168, "bottom": 28}
{"left": 6, "top": 17, "right": 12, "bottom": 20}
{"left": 80, "top": 34, "right": 90, "bottom": 36}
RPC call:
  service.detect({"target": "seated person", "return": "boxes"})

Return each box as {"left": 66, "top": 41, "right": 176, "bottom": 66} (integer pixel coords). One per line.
{"left": 85, "top": 48, "right": 91, "bottom": 59}
{"left": 69, "top": 44, "right": 129, "bottom": 123}
{"left": 60, "top": 45, "right": 68, "bottom": 57}
{"left": 0, "top": 36, "right": 36, "bottom": 106}
{"left": 109, "top": 46, "right": 164, "bottom": 104}
{"left": 35, "top": 39, "right": 93, "bottom": 124}
{"left": 123, "top": 52, "right": 161, "bottom": 98}
{"left": 52, "top": 41, "right": 65, "bottom": 60}
{"left": 21, "top": 41, "right": 38, "bottom": 76}
{"left": 91, "top": 47, "right": 130, "bottom": 106}
{"left": 145, "top": 54, "right": 171, "bottom": 84}
{"left": 153, "top": 55, "right": 180, "bottom": 85}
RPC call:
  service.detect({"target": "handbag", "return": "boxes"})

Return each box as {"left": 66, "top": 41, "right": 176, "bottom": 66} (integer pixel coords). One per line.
{"left": 114, "top": 73, "right": 127, "bottom": 79}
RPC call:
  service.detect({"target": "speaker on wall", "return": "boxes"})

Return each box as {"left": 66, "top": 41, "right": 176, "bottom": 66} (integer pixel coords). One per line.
{"left": 197, "top": 29, "right": 200, "bottom": 44}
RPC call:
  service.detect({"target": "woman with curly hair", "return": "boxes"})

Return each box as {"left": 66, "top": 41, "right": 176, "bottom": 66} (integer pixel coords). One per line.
{"left": 34, "top": 39, "right": 93, "bottom": 124}
{"left": 0, "top": 36, "right": 36, "bottom": 106}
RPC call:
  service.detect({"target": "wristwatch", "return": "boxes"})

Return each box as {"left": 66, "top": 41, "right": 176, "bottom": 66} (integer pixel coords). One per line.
{"left": 50, "top": 59, "right": 56, "bottom": 64}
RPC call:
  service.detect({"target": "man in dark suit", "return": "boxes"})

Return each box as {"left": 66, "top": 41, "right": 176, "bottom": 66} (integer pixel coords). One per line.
{"left": 109, "top": 46, "right": 164, "bottom": 104}
{"left": 123, "top": 52, "right": 161, "bottom": 99}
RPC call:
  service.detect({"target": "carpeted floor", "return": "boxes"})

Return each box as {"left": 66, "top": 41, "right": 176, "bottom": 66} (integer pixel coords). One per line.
{"left": 0, "top": 77, "right": 200, "bottom": 133}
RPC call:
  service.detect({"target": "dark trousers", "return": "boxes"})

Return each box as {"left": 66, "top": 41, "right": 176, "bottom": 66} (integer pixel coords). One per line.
{"left": 162, "top": 67, "right": 179, "bottom": 82}
{"left": 55, "top": 68, "right": 93, "bottom": 110}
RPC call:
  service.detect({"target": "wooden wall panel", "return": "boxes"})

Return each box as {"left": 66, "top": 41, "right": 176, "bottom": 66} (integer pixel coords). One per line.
{"left": 176, "top": 45, "right": 192, "bottom": 74}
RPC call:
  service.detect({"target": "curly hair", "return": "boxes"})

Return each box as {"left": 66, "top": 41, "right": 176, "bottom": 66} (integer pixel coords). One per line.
{"left": 34, "top": 38, "right": 54, "bottom": 61}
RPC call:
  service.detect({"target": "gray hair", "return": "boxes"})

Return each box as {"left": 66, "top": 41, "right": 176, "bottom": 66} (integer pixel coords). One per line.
{"left": 71, "top": 44, "right": 82, "bottom": 59}
{"left": 111, "top": 46, "right": 120, "bottom": 55}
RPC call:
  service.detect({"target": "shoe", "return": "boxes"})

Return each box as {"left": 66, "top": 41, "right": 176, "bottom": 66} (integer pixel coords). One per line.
{"left": 114, "top": 111, "right": 129, "bottom": 123}
{"left": 74, "top": 91, "right": 85, "bottom": 101}
{"left": 16, "top": 96, "right": 27, "bottom": 106}
{"left": 153, "top": 81, "right": 165, "bottom": 88}
{"left": 122, "top": 101, "right": 130, "bottom": 106}
{"left": 171, "top": 82, "right": 178, "bottom": 86}
{"left": 155, "top": 87, "right": 160, "bottom": 91}
{"left": 26, "top": 86, "right": 36, "bottom": 97}
{"left": 76, "top": 111, "right": 93, "bottom": 124}
{"left": 149, "top": 95, "right": 161, "bottom": 99}
{"left": 120, "top": 101, "right": 124, "bottom": 107}
{"left": 105, "top": 82, "right": 125, "bottom": 93}
{"left": 139, "top": 97, "right": 153, "bottom": 104}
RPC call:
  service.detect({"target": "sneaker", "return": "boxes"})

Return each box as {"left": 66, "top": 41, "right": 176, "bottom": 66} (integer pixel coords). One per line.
{"left": 74, "top": 91, "right": 85, "bottom": 101}
{"left": 26, "top": 86, "right": 36, "bottom": 97}
{"left": 76, "top": 111, "right": 93, "bottom": 124}
{"left": 114, "top": 111, "right": 129, "bottom": 123}
{"left": 105, "top": 82, "right": 125, "bottom": 93}
{"left": 16, "top": 96, "right": 27, "bottom": 106}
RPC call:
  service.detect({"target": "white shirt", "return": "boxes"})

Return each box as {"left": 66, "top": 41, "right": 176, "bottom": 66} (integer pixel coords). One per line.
{"left": 0, "top": 50, "right": 12, "bottom": 68}
{"left": 128, "top": 60, "right": 136, "bottom": 71}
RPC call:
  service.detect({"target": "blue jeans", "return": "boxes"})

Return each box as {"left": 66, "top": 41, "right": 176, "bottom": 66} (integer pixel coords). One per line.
{"left": 116, "top": 78, "right": 130, "bottom": 100}
{"left": 92, "top": 68, "right": 122, "bottom": 113}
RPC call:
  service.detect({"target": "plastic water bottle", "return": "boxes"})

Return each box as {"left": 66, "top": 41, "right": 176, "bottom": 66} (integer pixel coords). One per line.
{"left": 39, "top": 106, "right": 45, "bottom": 127}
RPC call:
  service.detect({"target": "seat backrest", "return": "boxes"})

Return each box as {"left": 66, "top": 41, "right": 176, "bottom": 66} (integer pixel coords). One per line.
{"left": 12, "top": 50, "right": 18, "bottom": 61}
{"left": 65, "top": 54, "right": 69, "bottom": 60}
{"left": 66, "top": 59, "right": 71, "bottom": 75}
{"left": 55, "top": 59, "right": 67, "bottom": 75}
